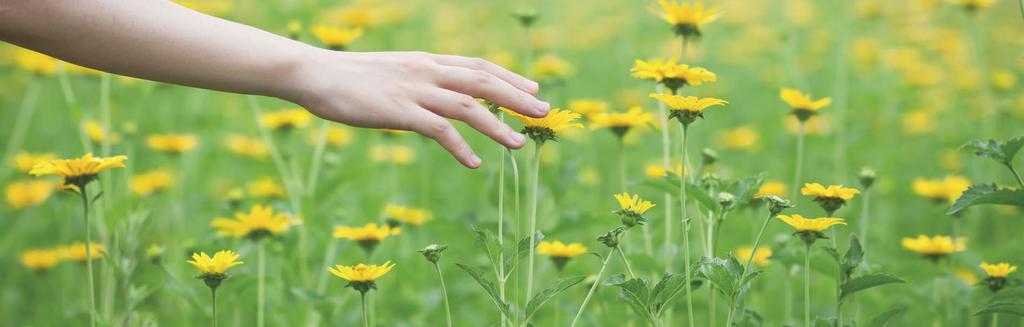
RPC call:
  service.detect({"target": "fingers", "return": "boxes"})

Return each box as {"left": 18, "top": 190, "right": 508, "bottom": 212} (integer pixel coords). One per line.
{"left": 409, "top": 109, "right": 481, "bottom": 169}
{"left": 436, "top": 66, "right": 550, "bottom": 118}
{"left": 418, "top": 89, "right": 527, "bottom": 149}
{"left": 430, "top": 54, "right": 539, "bottom": 95}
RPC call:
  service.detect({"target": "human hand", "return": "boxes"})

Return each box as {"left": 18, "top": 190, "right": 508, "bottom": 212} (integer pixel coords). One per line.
{"left": 284, "top": 49, "right": 549, "bottom": 169}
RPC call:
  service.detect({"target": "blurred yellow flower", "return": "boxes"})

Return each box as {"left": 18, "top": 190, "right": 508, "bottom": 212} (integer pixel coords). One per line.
{"left": 901, "top": 110, "right": 936, "bottom": 135}
{"left": 334, "top": 223, "right": 399, "bottom": 241}
{"left": 901, "top": 235, "right": 966, "bottom": 257}
{"left": 589, "top": 107, "right": 656, "bottom": 135}
{"left": 537, "top": 241, "right": 588, "bottom": 257}
{"left": 532, "top": 54, "right": 574, "bottom": 80}
{"left": 755, "top": 181, "right": 786, "bottom": 198}
{"left": 187, "top": 250, "right": 244, "bottom": 276}
{"left": 246, "top": 178, "right": 285, "bottom": 199}
{"left": 655, "top": 0, "right": 720, "bottom": 37}
{"left": 370, "top": 144, "right": 415, "bottom": 164}
{"left": 505, "top": 108, "right": 583, "bottom": 143}
{"left": 780, "top": 88, "right": 831, "bottom": 112}
{"left": 15, "top": 49, "right": 56, "bottom": 75}
{"left": 777, "top": 214, "right": 846, "bottom": 233}
{"left": 60, "top": 242, "right": 105, "bottom": 261}
{"left": 955, "top": 269, "right": 980, "bottom": 285}
{"left": 328, "top": 261, "right": 395, "bottom": 282}
{"left": 645, "top": 162, "right": 685, "bottom": 178}
{"left": 147, "top": 133, "right": 198, "bottom": 154}
{"left": 225, "top": 135, "right": 268, "bottom": 159}
{"left": 29, "top": 153, "right": 127, "bottom": 188}
{"left": 578, "top": 166, "right": 601, "bottom": 186}
{"left": 261, "top": 108, "right": 312, "bottom": 130}
{"left": 131, "top": 170, "right": 174, "bottom": 196}
{"left": 311, "top": 25, "right": 364, "bottom": 50}
{"left": 82, "top": 120, "right": 119, "bottom": 144}
{"left": 383, "top": 204, "right": 432, "bottom": 225}
{"left": 912, "top": 176, "right": 970, "bottom": 203}
{"left": 12, "top": 152, "right": 56, "bottom": 173}
{"left": 569, "top": 99, "right": 610, "bottom": 116}
{"left": 784, "top": 115, "right": 831, "bottom": 135}
{"left": 317, "top": 126, "right": 354, "bottom": 148}
{"left": 20, "top": 249, "right": 62, "bottom": 271}
{"left": 991, "top": 70, "right": 1016, "bottom": 91}
{"left": 980, "top": 262, "right": 1017, "bottom": 278}
{"left": 211, "top": 204, "right": 291, "bottom": 239}
{"left": 649, "top": 93, "right": 728, "bottom": 113}
{"left": 5, "top": 180, "right": 55, "bottom": 209}
{"left": 720, "top": 125, "right": 759, "bottom": 150}
{"left": 736, "top": 246, "right": 772, "bottom": 267}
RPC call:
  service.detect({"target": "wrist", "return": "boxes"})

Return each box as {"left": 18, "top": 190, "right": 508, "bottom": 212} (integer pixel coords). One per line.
{"left": 267, "top": 42, "right": 330, "bottom": 107}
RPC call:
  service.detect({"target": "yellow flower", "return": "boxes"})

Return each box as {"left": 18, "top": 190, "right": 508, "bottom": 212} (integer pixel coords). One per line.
{"left": 614, "top": 192, "right": 656, "bottom": 215}
{"left": 980, "top": 262, "right": 1017, "bottom": 278}
{"left": 328, "top": 261, "right": 396, "bottom": 283}
{"left": 60, "top": 242, "right": 105, "bottom": 261}
{"left": 505, "top": 108, "right": 584, "bottom": 143}
{"left": 15, "top": 49, "right": 56, "bottom": 75}
{"left": 801, "top": 183, "right": 859, "bottom": 201}
{"left": 780, "top": 88, "right": 832, "bottom": 112}
{"left": 532, "top": 54, "right": 574, "bottom": 80}
{"left": 383, "top": 204, "right": 432, "bottom": 225}
{"left": 246, "top": 177, "right": 286, "bottom": 199}
{"left": 537, "top": 241, "right": 588, "bottom": 257}
{"left": 20, "top": 249, "right": 62, "bottom": 271}
{"left": 777, "top": 214, "right": 846, "bottom": 233}
{"left": 187, "top": 250, "right": 244, "bottom": 276}
{"left": 311, "top": 25, "right": 364, "bottom": 50}
{"left": 261, "top": 108, "right": 313, "bottom": 131}
{"left": 991, "top": 70, "right": 1016, "bottom": 91}
{"left": 589, "top": 107, "right": 656, "bottom": 136}
{"left": 130, "top": 170, "right": 174, "bottom": 196}
{"left": 370, "top": 145, "right": 415, "bottom": 164}
{"left": 755, "top": 181, "right": 786, "bottom": 198}
{"left": 569, "top": 99, "right": 610, "bottom": 116}
{"left": 645, "top": 163, "right": 685, "bottom": 178}
{"left": 720, "top": 125, "right": 759, "bottom": 150}
{"left": 949, "top": 0, "right": 996, "bottom": 11}
{"left": 29, "top": 153, "right": 127, "bottom": 188}
{"left": 901, "top": 235, "right": 966, "bottom": 258}
{"left": 82, "top": 120, "right": 118, "bottom": 144}
{"left": 736, "top": 246, "right": 772, "bottom": 267}
{"left": 655, "top": 0, "right": 721, "bottom": 37}
{"left": 313, "top": 126, "right": 353, "bottom": 148}
{"left": 147, "top": 133, "right": 198, "bottom": 154}
{"left": 333, "top": 223, "right": 400, "bottom": 241}
{"left": 5, "top": 180, "right": 55, "bottom": 209}
{"left": 902, "top": 110, "right": 936, "bottom": 135}
{"left": 224, "top": 135, "right": 269, "bottom": 159}
{"left": 12, "top": 152, "right": 56, "bottom": 173}
{"left": 649, "top": 94, "right": 728, "bottom": 113}
{"left": 631, "top": 59, "right": 717, "bottom": 89}
{"left": 955, "top": 269, "right": 980, "bottom": 286}
{"left": 912, "top": 176, "right": 970, "bottom": 203}
{"left": 211, "top": 204, "right": 291, "bottom": 239}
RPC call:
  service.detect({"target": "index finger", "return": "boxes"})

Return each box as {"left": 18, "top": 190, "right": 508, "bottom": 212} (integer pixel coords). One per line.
{"left": 430, "top": 54, "right": 539, "bottom": 95}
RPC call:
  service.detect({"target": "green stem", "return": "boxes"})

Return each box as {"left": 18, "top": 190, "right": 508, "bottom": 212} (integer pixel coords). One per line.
{"left": 679, "top": 123, "right": 695, "bottom": 327}
{"left": 80, "top": 186, "right": 97, "bottom": 327}
{"left": 434, "top": 263, "right": 453, "bottom": 327}
{"left": 742, "top": 212, "right": 774, "bottom": 276}
{"left": 1005, "top": 163, "right": 1024, "bottom": 188}
{"left": 805, "top": 243, "right": 812, "bottom": 327}
{"left": 510, "top": 149, "right": 522, "bottom": 327}
{"left": 792, "top": 122, "right": 806, "bottom": 199}
{"left": 360, "top": 292, "right": 369, "bottom": 327}
{"left": 992, "top": 313, "right": 999, "bottom": 327}
{"left": 525, "top": 142, "right": 543, "bottom": 314}
{"left": 570, "top": 248, "right": 614, "bottom": 327}
{"left": 258, "top": 241, "right": 266, "bottom": 327}
{"left": 305, "top": 122, "right": 330, "bottom": 194}
{"left": 616, "top": 246, "right": 637, "bottom": 279}
{"left": 211, "top": 288, "right": 218, "bottom": 327}
{"left": 497, "top": 121, "right": 508, "bottom": 327}
{"left": 833, "top": 229, "right": 842, "bottom": 327}
{"left": 859, "top": 191, "right": 871, "bottom": 251}
{"left": 656, "top": 84, "right": 675, "bottom": 278}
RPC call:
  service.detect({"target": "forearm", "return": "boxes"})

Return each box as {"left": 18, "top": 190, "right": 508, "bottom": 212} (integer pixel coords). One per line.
{"left": 0, "top": 0, "right": 309, "bottom": 101}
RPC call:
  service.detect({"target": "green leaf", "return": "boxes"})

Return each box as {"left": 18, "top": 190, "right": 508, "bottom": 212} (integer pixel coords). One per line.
{"left": 947, "top": 184, "right": 1024, "bottom": 215}
{"left": 640, "top": 176, "right": 722, "bottom": 213}
{"left": 840, "top": 272, "right": 905, "bottom": 301}
{"left": 988, "top": 287, "right": 1024, "bottom": 303}
{"left": 842, "top": 234, "right": 864, "bottom": 280}
{"left": 725, "top": 173, "right": 765, "bottom": 205}
{"left": 649, "top": 273, "right": 688, "bottom": 317}
{"left": 504, "top": 231, "right": 544, "bottom": 275}
{"left": 976, "top": 303, "right": 1024, "bottom": 317}
{"left": 472, "top": 226, "right": 502, "bottom": 274}
{"left": 698, "top": 255, "right": 746, "bottom": 297}
{"left": 961, "top": 136, "right": 1024, "bottom": 164}
{"left": 523, "top": 276, "right": 586, "bottom": 321}
{"left": 866, "top": 307, "right": 906, "bottom": 327}
{"left": 611, "top": 277, "right": 655, "bottom": 324}
{"left": 455, "top": 263, "right": 513, "bottom": 320}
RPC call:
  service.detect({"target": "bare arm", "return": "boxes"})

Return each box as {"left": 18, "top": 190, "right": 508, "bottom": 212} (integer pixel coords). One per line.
{"left": 0, "top": 0, "right": 548, "bottom": 168}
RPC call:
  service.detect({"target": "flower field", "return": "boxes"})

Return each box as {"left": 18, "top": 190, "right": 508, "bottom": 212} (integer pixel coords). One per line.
{"left": 2, "top": 0, "right": 1024, "bottom": 326}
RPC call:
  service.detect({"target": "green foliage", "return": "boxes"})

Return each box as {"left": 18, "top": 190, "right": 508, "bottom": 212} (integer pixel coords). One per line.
{"left": 960, "top": 136, "right": 1024, "bottom": 165}
{"left": 947, "top": 184, "right": 1024, "bottom": 215}
{"left": 455, "top": 263, "right": 513, "bottom": 320}
{"left": 606, "top": 272, "right": 692, "bottom": 325}
{"left": 523, "top": 276, "right": 586, "bottom": 321}
{"left": 839, "top": 273, "right": 904, "bottom": 301}
{"left": 976, "top": 287, "right": 1024, "bottom": 317}
{"left": 866, "top": 307, "right": 906, "bottom": 327}
{"left": 698, "top": 255, "right": 759, "bottom": 299}
{"left": 640, "top": 175, "right": 721, "bottom": 214}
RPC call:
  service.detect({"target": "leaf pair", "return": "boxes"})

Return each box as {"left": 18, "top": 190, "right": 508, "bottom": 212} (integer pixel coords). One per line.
{"left": 606, "top": 272, "right": 695, "bottom": 325}
{"left": 698, "top": 255, "right": 760, "bottom": 299}
{"left": 457, "top": 263, "right": 584, "bottom": 325}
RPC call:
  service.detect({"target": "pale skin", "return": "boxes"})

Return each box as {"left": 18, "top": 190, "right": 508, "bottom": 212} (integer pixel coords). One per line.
{"left": 0, "top": 0, "right": 548, "bottom": 168}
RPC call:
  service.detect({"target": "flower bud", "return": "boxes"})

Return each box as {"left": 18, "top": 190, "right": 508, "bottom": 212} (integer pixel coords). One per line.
{"left": 418, "top": 244, "right": 448, "bottom": 264}
{"left": 859, "top": 167, "right": 876, "bottom": 190}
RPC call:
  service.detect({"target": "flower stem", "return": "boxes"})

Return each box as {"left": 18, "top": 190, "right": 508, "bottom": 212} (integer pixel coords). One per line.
{"left": 804, "top": 243, "right": 812, "bottom": 327}
{"left": 525, "top": 142, "right": 543, "bottom": 310}
{"left": 678, "top": 123, "right": 695, "bottom": 327}
{"left": 859, "top": 191, "right": 871, "bottom": 251}
{"left": 211, "top": 287, "right": 218, "bottom": 327}
{"left": 791, "top": 122, "right": 806, "bottom": 199}
{"left": 510, "top": 149, "right": 522, "bottom": 327}
{"left": 616, "top": 246, "right": 637, "bottom": 279}
{"left": 570, "top": 249, "right": 614, "bottom": 327}
{"left": 497, "top": 121, "right": 508, "bottom": 327}
{"left": 434, "top": 263, "right": 453, "bottom": 327}
{"left": 80, "top": 186, "right": 97, "bottom": 327}
{"left": 305, "top": 122, "right": 330, "bottom": 194}
{"left": 257, "top": 241, "right": 266, "bottom": 327}
{"left": 992, "top": 313, "right": 999, "bottom": 327}
{"left": 360, "top": 292, "right": 370, "bottom": 327}
{"left": 832, "top": 228, "right": 842, "bottom": 327}
{"left": 1005, "top": 163, "right": 1024, "bottom": 188}
{"left": 656, "top": 84, "right": 675, "bottom": 279}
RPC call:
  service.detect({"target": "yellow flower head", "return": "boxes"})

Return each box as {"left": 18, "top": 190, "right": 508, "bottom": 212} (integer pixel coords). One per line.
{"left": 801, "top": 183, "right": 859, "bottom": 201}
{"left": 912, "top": 176, "right": 970, "bottom": 203}
{"left": 146, "top": 133, "right": 198, "bottom": 153}
{"left": 5, "top": 180, "right": 55, "bottom": 209}
{"left": 225, "top": 135, "right": 269, "bottom": 159}
{"left": 589, "top": 107, "right": 656, "bottom": 136}
{"left": 29, "top": 153, "right": 127, "bottom": 188}
{"left": 311, "top": 25, "right": 364, "bottom": 50}
{"left": 614, "top": 192, "right": 656, "bottom": 215}
{"left": 505, "top": 108, "right": 583, "bottom": 143}
{"left": 631, "top": 59, "right": 717, "bottom": 90}
{"left": 13, "top": 152, "right": 56, "bottom": 173}
{"left": 15, "top": 49, "right": 57, "bottom": 75}
{"left": 755, "top": 181, "right": 787, "bottom": 199}
{"left": 60, "top": 242, "right": 105, "bottom": 261}
{"left": 645, "top": 162, "right": 685, "bottom": 178}
{"left": 537, "top": 241, "right": 588, "bottom": 257}
{"left": 211, "top": 204, "right": 291, "bottom": 240}
{"left": 720, "top": 125, "right": 759, "bottom": 150}
{"left": 187, "top": 250, "right": 244, "bottom": 276}
{"left": 780, "top": 88, "right": 832, "bottom": 119}
{"left": 568, "top": 99, "right": 609, "bottom": 116}
{"left": 130, "top": 170, "right": 174, "bottom": 196}
{"left": 316, "top": 126, "right": 354, "bottom": 148}
{"left": 901, "top": 235, "right": 966, "bottom": 258}
{"left": 777, "top": 214, "right": 846, "bottom": 233}
{"left": 328, "top": 261, "right": 396, "bottom": 292}
{"left": 261, "top": 108, "right": 313, "bottom": 131}
{"left": 655, "top": 0, "right": 721, "bottom": 37}
{"left": 980, "top": 262, "right": 1017, "bottom": 278}
{"left": 82, "top": 120, "right": 119, "bottom": 144}
{"left": 736, "top": 246, "right": 772, "bottom": 267}
{"left": 334, "top": 223, "right": 399, "bottom": 241}
{"left": 532, "top": 54, "right": 574, "bottom": 80}
{"left": 649, "top": 94, "right": 728, "bottom": 113}
{"left": 20, "top": 249, "right": 62, "bottom": 271}
{"left": 246, "top": 177, "right": 286, "bottom": 199}
{"left": 383, "top": 204, "right": 432, "bottom": 225}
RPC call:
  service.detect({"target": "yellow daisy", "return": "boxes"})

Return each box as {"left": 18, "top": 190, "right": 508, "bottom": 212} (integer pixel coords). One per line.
{"left": 780, "top": 88, "right": 831, "bottom": 122}
{"left": 246, "top": 177, "right": 286, "bottom": 199}
{"left": 589, "top": 107, "right": 656, "bottom": 138}
{"left": 311, "top": 25, "right": 364, "bottom": 50}
{"left": 59, "top": 242, "right": 105, "bottom": 261}
{"left": 801, "top": 183, "right": 859, "bottom": 214}
{"left": 568, "top": 99, "right": 610, "bottom": 116}
{"left": 12, "top": 152, "right": 56, "bottom": 173}
{"left": 736, "top": 246, "right": 772, "bottom": 267}
{"left": 20, "top": 249, "right": 62, "bottom": 271}
{"left": 614, "top": 192, "right": 656, "bottom": 227}
{"left": 211, "top": 204, "right": 291, "bottom": 240}
{"left": 980, "top": 262, "right": 1017, "bottom": 278}
{"left": 5, "top": 180, "right": 55, "bottom": 209}
{"left": 504, "top": 108, "right": 583, "bottom": 143}
{"left": 29, "top": 153, "right": 127, "bottom": 189}
{"left": 901, "top": 235, "right": 966, "bottom": 260}
{"left": 655, "top": 0, "right": 721, "bottom": 37}
{"left": 261, "top": 108, "right": 313, "bottom": 131}
{"left": 130, "top": 170, "right": 174, "bottom": 196}
{"left": 648, "top": 93, "right": 727, "bottom": 125}
{"left": 224, "top": 135, "right": 269, "bottom": 159}
{"left": 382, "top": 204, "right": 432, "bottom": 226}
{"left": 777, "top": 214, "right": 845, "bottom": 244}
{"left": 146, "top": 133, "right": 199, "bottom": 154}
{"left": 538, "top": 241, "right": 588, "bottom": 270}
{"left": 912, "top": 176, "right": 970, "bottom": 203}
{"left": 187, "top": 251, "right": 244, "bottom": 276}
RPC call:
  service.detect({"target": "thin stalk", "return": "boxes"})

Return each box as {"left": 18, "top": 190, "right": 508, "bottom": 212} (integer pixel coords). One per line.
{"left": 1005, "top": 163, "right": 1024, "bottom": 188}
{"left": 742, "top": 212, "right": 774, "bottom": 276}
{"left": 679, "top": 123, "right": 695, "bottom": 327}
{"left": 616, "top": 246, "right": 637, "bottom": 279}
{"left": 360, "top": 292, "right": 370, "bottom": 327}
{"left": 80, "top": 186, "right": 97, "bottom": 327}
{"left": 211, "top": 288, "right": 219, "bottom": 327}
{"left": 832, "top": 228, "right": 842, "bottom": 327}
{"left": 525, "top": 142, "right": 543, "bottom": 307}
{"left": 859, "top": 191, "right": 871, "bottom": 251}
{"left": 1, "top": 75, "right": 41, "bottom": 179}
{"left": 992, "top": 313, "right": 999, "bottom": 327}
{"left": 570, "top": 248, "right": 614, "bottom": 327}
{"left": 791, "top": 122, "right": 806, "bottom": 199}
{"left": 831, "top": 0, "right": 850, "bottom": 184}
{"left": 257, "top": 241, "right": 266, "bottom": 327}
{"left": 497, "top": 134, "right": 508, "bottom": 327}
{"left": 509, "top": 149, "right": 522, "bottom": 327}
{"left": 434, "top": 263, "right": 454, "bottom": 327}
{"left": 657, "top": 84, "right": 674, "bottom": 277}
{"left": 804, "top": 243, "right": 812, "bottom": 327}
{"left": 305, "top": 122, "right": 330, "bottom": 194}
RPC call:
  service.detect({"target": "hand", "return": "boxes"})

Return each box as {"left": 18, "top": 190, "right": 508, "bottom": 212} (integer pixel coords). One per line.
{"left": 285, "top": 49, "right": 549, "bottom": 169}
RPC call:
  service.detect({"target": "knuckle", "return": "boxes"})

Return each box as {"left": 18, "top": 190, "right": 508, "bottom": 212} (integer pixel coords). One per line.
{"left": 471, "top": 71, "right": 493, "bottom": 86}
{"left": 456, "top": 96, "right": 478, "bottom": 111}
{"left": 428, "top": 120, "right": 454, "bottom": 137}
{"left": 469, "top": 57, "right": 490, "bottom": 70}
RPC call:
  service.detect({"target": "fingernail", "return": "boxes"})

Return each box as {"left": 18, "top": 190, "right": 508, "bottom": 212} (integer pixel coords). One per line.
{"left": 510, "top": 131, "right": 526, "bottom": 144}
{"left": 525, "top": 79, "right": 539, "bottom": 93}
{"left": 535, "top": 101, "right": 550, "bottom": 114}
{"left": 469, "top": 154, "right": 482, "bottom": 167}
